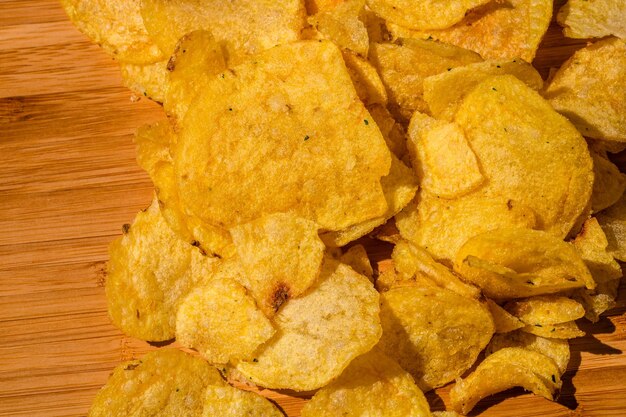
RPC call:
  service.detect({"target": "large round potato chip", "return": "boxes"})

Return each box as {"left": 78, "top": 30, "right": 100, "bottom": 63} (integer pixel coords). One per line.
{"left": 88, "top": 349, "right": 225, "bottom": 417}
{"left": 377, "top": 284, "right": 494, "bottom": 391}
{"left": 543, "top": 37, "right": 626, "bottom": 143}
{"left": 175, "top": 41, "right": 391, "bottom": 255}
{"left": 176, "top": 277, "right": 275, "bottom": 364}
{"left": 301, "top": 349, "right": 432, "bottom": 417}
{"left": 557, "top": 0, "right": 626, "bottom": 39}
{"left": 201, "top": 385, "right": 285, "bottom": 417}
{"left": 60, "top": 0, "right": 163, "bottom": 64}
{"left": 235, "top": 258, "right": 381, "bottom": 391}
{"left": 454, "top": 228, "right": 595, "bottom": 299}
{"left": 106, "top": 198, "right": 218, "bottom": 341}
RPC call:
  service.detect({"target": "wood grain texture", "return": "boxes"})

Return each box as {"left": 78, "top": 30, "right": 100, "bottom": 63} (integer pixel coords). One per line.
{"left": 0, "top": 1, "right": 624, "bottom": 416}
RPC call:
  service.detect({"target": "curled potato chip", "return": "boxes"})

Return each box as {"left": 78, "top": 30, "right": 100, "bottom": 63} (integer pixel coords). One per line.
{"left": 486, "top": 330, "right": 570, "bottom": 374}
{"left": 369, "top": 39, "right": 482, "bottom": 120}
{"left": 455, "top": 228, "right": 595, "bottom": 300}
{"left": 88, "top": 349, "right": 225, "bottom": 417}
{"left": 449, "top": 347, "right": 561, "bottom": 414}
{"left": 230, "top": 213, "right": 325, "bottom": 316}
{"left": 557, "top": 0, "right": 626, "bottom": 39}
{"left": 389, "top": 0, "right": 553, "bottom": 62}
{"left": 340, "top": 244, "right": 374, "bottom": 281}
{"left": 106, "top": 198, "right": 218, "bottom": 341}
{"left": 308, "top": 0, "right": 369, "bottom": 57}
{"left": 377, "top": 284, "right": 494, "bottom": 391}
{"left": 543, "top": 37, "right": 626, "bottom": 143}
{"left": 343, "top": 52, "right": 388, "bottom": 106}
{"left": 454, "top": 75, "right": 593, "bottom": 238}
{"left": 521, "top": 321, "right": 586, "bottom": 339}
{"left": 597, "top": 193, "right": 626, "bottom": 262}
{"left": 201, "top": 385, "right": 284, "bottom": 417}
{"left": 176, "top": 41, "right": 391, "bottom": 251}
{"left": 573, "top": 217, "right": 623, "bottom": 284}
{"left": 301, "top": 349, "right": 432, "bottom": 417}
{"left": 366, "top": 0, "right": 490, "bottom": 31}
{"left": 236, "top": 258, "right": 381, "bottom": 391}
{"left": 574, "top": 277, "right": 621, "bottom": 322}
{"left": 590, "top": 151, "right": 626, "bottom": 213}
{"left": 120, "top": 60, "right": 169, "bottom": 102}
{"left": 176, "top": 277, "right": 275, "bottom": 364}
{"left": 486, "top": 299, "right": 525, "bottom": 334}
{"left": 407, "top": 112, "right": 484, "bottom": 199}
{"left": 423, "top": 59, "right": 544, "bottom": 121}
{"left": 61, "top": 0, "right": 163, "bottom": 64}
{"left": 396, "top": 194, "right": 537, "bottom": 263}
{"left": 504, "top": 295, "right": 585, "bottom": 326}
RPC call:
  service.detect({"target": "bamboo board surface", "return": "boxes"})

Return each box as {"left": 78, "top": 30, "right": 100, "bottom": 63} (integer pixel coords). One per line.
{"left": 1, "top": 1, "right": 625, "bottom": 416}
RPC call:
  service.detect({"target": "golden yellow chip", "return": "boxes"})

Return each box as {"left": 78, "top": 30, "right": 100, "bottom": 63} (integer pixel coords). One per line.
{"left": 340, "top": 244, "right": 374, "bottom": 281}
{"left": 236, "top": 258, "right": 381, "bottom": 391}
{"left": 201, "top": 385, "right": 284, "bottom": 417}
{"left": 504, "top": 295, "right": 585, "bottom": 326}
{"left": 597, "top": 192, "right": 626, "bottom": 262}
{"left": 176, "top": 277, "right": 275, "bottom": 364}
{"left": 557, "top": 0, "right": 626, "bottom": 39}
{"left": 308, "top": 0, "right": 369, "bottom": 57}
{"left": 574, "top": 279, "right": 621, "bottom": 322}
{"left": 120, "top": 60, "right": 169, "bottom": 103}
{"left": 369, "top": 39, "right": 482, "bottom": 120}
{"left": 396, "top": 194, "right": 537, "bottom": 263}
{"left": 573, "top": 217, "right": 623, "bottom": 284}
{"left": 106, "top": 198, "right": 218, "bottom": 341}
{"left": 486, "top": 299, "right": 525, "bottom": 334}
{"left": 392, "top": 239, "right": 480, "bottom": 299}
{"left": 134, "top": 122, "right": 173, "bottom": 175}
{"left": 88, "top": 349, "right": 225, "bottom": 417}
{"left": 366, "top": 104, "right": 406, "bottom": 157}
{"left": 140, "top": 0, "right": 305, "bottom": 63}
{"left": 407, "top": 112, "right": 484, "bottom": 199}
{"left": 389, "top": 0, "right": 553, "bottom": 62}
{"left": 455, "top": 228, "right": 595, "bottom": 300}
{"left": 543, "top": 37, "right": 626, "bottom": 143}
{"left": 454, "top": 75, "right": 593, "bottom": 238}
{"left": 590, "top": 150, "right": 626, "bottom": 213}
{"left": 486, "top": 330, "right": 570, "bottom": 374}
{"left": 342, "top": 52, "right": 388, "bottom": 106}
{"left": 367, "top": 0, "right": 490, "bottom": 31}
{"left": 230, "top": 213, "right": 325, "bottom": 316}
{"left": 301, "top": 349, "right": 432, "bottom": 417}
{"left": 449, "top": 347, "right": 561, "bottom": 414}
{"left": 61, "top": 0, "right": 163, "bottom": 64}
{"left": 377, "top": 284, "right": 494, "bottom": 391}
{"left": 423, "top": 59, "right": 544, "bottom": 121}
{"left": 175, "top": 41, "right": 391, "bottom": 250}
{"left": 432, "top": 412, "right": 462, "bottom": 417}
{"left": 521, "top": 321, "right": 586, "bottom": 339}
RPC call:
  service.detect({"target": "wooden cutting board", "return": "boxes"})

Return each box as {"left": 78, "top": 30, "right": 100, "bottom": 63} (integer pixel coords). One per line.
{"left": 1, "top": 1, "right": 625, "bottom": 416}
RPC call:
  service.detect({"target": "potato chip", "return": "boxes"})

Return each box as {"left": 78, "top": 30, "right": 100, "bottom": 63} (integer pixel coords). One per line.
{"left": 597, "top": 192, "right": 626, "bottom": 262}
{"left": 557, "top": 0, "right": 626, "bottom": 39}
{"left": 504, "top": 295, "right": 585, "bottom": 326}
{"left": 368, "top": 39, "right": 482, "bottom": 120}
{"left": 449, "top": 347, "right": 561, "bottom": 414}
{"left": 88, "top": 349, "right": 225, "bottom": 417}
{"left": 486, "top": 299, "right": 525, "bottom": 334}
{"left": 432, "top": 412, "right": 463, "bottom": 417}
{"left": 396, "top": 194, "right": 537, "bottom": 263}
{"left": 455, "top": 228, "right": 595, "bottom": 300}
{"left": 366, "top": 0, "right": 490, "bottom": 31}
{"left": 377, "top": 284, "right": 494, "bottom": 391}
{"left": 340, "top": 244, "right": 374, "bottom": 280}
{"left": 342, "top": 52, "right": 388, "bottom": 106}
{"left": 135, "top": 122, "right": 173, "bottom": 174}
{"left": 230, "top": 213, "right": 325, "bottom": 316}
{"left": 543, "top": 37, "right": 626, "bottom": 143}
{"left": 201, "top": 385, "right": 285, "bottom": 417}
{"left": 175, "top": 41, "right": 391, "bottom": 247}
{"left": 301, "top": 349, "right": 432, "bottom": 417}
{"left": 366, "top": 104, "right": 406, "bottom": 157}
{"left": 388, "top": 0, "right": 553, "bottom": 62}
{"left": 236, "top": 258, "right": 381, "bottom": 391}
{"left": 407, "top": 112, "right": 484, "bottom": 199}
{"left": 306, "top": 0, "right": 345, "bottom": 13}
{"left": 120, "top": 60, "right": 169, "bottom": 103}
{"left": 521, "top": 321, "right": 586, "bottom": 339}
{"left": 423, "top": 59, "right": 544, "bottom": 121}
{"left": 176, "top": 277, "right": 275, "bottom": 364}
{"left": 573, "top": 278, "right": 621, "bottom": 322}
{"left": 573, "top": 217, "right": 623, "bottom": 283}
{"left": 308, "top": 0, "right": 369, "bottom": 57}
{"left": 320, "top": 153, "right": 417, "bottom": 247}
{"left": 486, "top": 330, "right": 570, "bottom": 374}
{"left": 61, "top": 0, "right": 163, "bottom": 64}
{"left": 454, "top": 75, "right": 594, "bottom": 238}
{"left": 590, "top": 150, "right": 626, "bottom": 213}
{"left": 392, "top": 239, "right": 480, "bottom": 299}
{"left": 140, "top": 0, "right": 305, "bottom": 64}
{"left": 106, "top": 198, "right": 218, "bottom": 341}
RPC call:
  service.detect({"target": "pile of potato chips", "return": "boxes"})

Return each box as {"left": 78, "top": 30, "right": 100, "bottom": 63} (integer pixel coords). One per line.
{"left": 62, "top": 0, "right": 625, "bottom": 415}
